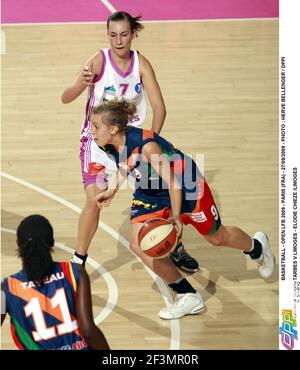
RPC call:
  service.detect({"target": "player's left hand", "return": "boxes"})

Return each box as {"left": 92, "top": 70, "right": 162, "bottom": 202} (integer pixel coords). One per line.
{"left": 96, "top": 190, "right": 114, "bottom": 210}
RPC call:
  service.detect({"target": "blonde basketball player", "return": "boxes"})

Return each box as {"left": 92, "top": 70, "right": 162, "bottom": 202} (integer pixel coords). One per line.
{"left": 93, "top": 99, "right": 275, "bottom": 320}
{"left": 61, "top": 11, "right": 199, "bottom": 272}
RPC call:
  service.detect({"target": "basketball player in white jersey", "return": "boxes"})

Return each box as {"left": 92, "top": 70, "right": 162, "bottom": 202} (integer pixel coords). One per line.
{"left": 61, "top": 11, "right": 199, "bottom": 273}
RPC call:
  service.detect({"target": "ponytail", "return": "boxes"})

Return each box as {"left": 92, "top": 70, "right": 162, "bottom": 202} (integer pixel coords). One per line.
{"left": 17, "top": 215, "right": 55, "bottom": 284}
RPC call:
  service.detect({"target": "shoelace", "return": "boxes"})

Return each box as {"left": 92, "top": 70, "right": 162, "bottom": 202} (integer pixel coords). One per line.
{"left": 261, "top": 252, "right": 270, "bottom": 266}
{"left": 173, "top": 294, "right": 185, "bottom": 307}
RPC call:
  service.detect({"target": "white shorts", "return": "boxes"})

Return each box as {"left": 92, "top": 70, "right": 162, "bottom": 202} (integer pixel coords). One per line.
{"left": 80, "top": 136, "right": 117, "bottom": 188}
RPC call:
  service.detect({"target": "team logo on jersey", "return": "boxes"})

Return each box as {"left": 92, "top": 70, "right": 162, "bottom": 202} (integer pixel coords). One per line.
{"left": 186, "top": 211, "right": 207, "bottom": 223}
{"left": 135, "top": 83, "right": 141, "bottom": 93}
{"left": 57, "top": 340, "right": 89, "bottom": 351}
{"left": 88, "top": 162, "right": 106, "bottom": 176}
{"left": 132, "top": 199, "right": 157, "bottom": 209}
{"left": 104, "top": 85, "right": 116, "bottom": 95}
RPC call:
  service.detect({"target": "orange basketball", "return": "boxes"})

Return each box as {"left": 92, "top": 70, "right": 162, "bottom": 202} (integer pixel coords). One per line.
{"left": 138, "top": 218, "right": 178, "bottom": 258}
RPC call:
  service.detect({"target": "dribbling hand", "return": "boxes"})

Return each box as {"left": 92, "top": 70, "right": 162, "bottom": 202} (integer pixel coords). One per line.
{"left": 168, "top": 215, "right": 183, "bottom": 240}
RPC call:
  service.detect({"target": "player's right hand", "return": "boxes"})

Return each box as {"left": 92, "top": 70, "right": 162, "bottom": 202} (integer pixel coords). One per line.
{"left": 168, "top": 215, "right": 183, "bottom": 240}
{"left": 82, "top": 63, "right": 94, "bottom": 86}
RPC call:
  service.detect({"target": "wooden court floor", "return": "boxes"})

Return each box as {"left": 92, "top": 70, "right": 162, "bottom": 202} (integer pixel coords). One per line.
{"left": 1, "top": 19, "right": 279, "bottom": 349}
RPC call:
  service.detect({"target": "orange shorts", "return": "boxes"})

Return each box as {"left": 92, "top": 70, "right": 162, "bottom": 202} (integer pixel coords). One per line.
{"left": 130, "top": 180, "right": 221, "bottom": 236}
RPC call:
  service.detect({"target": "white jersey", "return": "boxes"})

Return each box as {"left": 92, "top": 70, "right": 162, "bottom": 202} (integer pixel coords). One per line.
{"left": 80, "top": 48, "right": 147, "bottom": 176}
{"left": 81, "top": 48, "right": 147, "bottom": 140}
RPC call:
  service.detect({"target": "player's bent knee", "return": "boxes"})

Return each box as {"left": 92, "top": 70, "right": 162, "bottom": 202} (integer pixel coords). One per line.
{"left": 204, "top": 224, "right": 227, "bottom": 247}
{"left": 209, "top": 237, "right": 223, "bottom": 247}
{"left": 85, "top": 197, "right": 100, "bottom": 213}
{"left": 205, "top": 234, "right": 224, "bottom": 247}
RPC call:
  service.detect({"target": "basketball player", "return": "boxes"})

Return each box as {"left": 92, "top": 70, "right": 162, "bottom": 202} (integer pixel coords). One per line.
{"left": 61, "top": 11, "right": 199, "bottom": 273}
{"left": 92, "top": 99, "right": 275, "bottom": 320}
{"left": 1, "top": 215, "right": 109, "bottom": 350}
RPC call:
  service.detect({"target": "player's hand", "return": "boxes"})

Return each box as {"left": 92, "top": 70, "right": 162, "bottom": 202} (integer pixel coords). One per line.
{"left": 96, "top": 190, "right": 114, "bottom": 210}
{"left": 82, "top": 63, "right": 94, "bottom": 86}
{"left": 169, "top": 215, "right": 183, "bottom": 240}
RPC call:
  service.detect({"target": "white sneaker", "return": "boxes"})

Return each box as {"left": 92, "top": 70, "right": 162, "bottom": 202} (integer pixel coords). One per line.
{"left": 70, "top": 254, "right": 85, "bottom": 265}
{"left": 253, "top": 232, "right": 275, "bottom": 279}
{"left": 159, "top": 292, "right": 206, "bottom": 320}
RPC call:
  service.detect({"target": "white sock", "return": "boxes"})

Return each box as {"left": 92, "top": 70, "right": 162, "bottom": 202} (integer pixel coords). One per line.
{"left": 247, "top": 238, "right": 254, "bottom": 252}
{"left": 171, "top": 277, "right": 184, "bottom": 285}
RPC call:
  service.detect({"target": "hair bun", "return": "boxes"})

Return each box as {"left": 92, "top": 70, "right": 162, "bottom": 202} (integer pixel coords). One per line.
{"left": 121, "top": 99, "right": 137, "bottom": 118}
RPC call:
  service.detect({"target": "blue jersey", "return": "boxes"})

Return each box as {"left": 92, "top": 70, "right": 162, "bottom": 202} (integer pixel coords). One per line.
{"left": 104, "top": 128, "right": 219, "bottom": 233}
{"left": 2, "top": 262, "right": 90, "bottom": 350}
{"left": 104, "top": 127, "right": 202, "bottom": 206}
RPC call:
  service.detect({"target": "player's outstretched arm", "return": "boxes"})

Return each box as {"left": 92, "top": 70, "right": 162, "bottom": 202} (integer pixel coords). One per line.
{"left": 139, "top": 54, "right": 166, "bottom": 135}
{"left": 75, "top": 266, "right": 110, "bottom": 350}
{"left": 96, "top": 164, "right": 130, "bottom": 210}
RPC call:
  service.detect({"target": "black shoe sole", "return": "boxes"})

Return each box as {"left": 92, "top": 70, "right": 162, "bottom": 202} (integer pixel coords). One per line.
{"left": 177, "top": 266, "right": 200, "bottom": 274}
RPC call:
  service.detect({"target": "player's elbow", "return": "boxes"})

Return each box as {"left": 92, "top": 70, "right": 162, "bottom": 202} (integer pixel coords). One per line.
{"left": 154, "top": 101, "right": 166, "bottom": 116}
{"left": 61, "top": 93, "right": 70, "bottom": 104}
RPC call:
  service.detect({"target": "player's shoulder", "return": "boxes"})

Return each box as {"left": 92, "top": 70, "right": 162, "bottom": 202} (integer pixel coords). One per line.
{"left": 7, "top": 270, "right": 24, "bottom": 280}
{"left": 128, "top": 126, "right": 143, "bottom": 138}
{"left": 88, "top": 50, "right": 104, "bottom": 74}
{"left": 137, "top": 52, "right": 148, "bottom": 64}
{"left": 1, "top": 270, "right": 24, "bottom": 293}
{"left": 92, "top": 50, "right": 103, "bottom": 60}
{"left": 137, "top": 53, "right": 152, "bottom": 72}
{"left": 129, "top": 127, "right": 153, "bottom": 151}
{"left": 85, "top": 50, "right": 103, "bottom": 65}
{"left": 125, "top": 126, "right": 141, "bottom": 147}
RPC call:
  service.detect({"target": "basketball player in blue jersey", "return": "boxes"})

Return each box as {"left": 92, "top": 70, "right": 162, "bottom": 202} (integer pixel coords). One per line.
{"left": 1, "top": 215, "right": 109, "bottom": 350}
{"left": 91, "top": 99, "right": 275, "bottom": 320}
{"left": 61, "top": 11, "right": 198, "bottom": 273}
